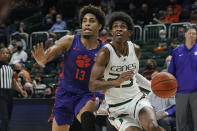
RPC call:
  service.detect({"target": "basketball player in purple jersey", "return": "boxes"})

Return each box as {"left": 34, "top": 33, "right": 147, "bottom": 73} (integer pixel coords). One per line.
{"left": 32, "top": 5, "right": 105, "bottom": 131}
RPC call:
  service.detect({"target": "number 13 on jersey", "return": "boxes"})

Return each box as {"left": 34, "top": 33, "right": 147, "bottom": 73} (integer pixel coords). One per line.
{"left": 75, "top": 68, "right": 86, "bottom": 80}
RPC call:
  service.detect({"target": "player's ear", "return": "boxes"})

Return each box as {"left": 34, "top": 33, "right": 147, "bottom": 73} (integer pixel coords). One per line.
{"left": 98, "top": 24, "right": 102, "bottom": 31}
{"left": 99, "top": 24, "right": 103, "bottom": 30}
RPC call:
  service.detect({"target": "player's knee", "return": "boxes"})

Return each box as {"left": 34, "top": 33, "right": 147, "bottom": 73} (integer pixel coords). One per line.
{"left": 81, "top": 111, "right": 96, "bottom": 131}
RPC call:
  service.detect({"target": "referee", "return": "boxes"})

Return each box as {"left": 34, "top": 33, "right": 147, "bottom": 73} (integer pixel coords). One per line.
{"left": 0, "top": 48, "right": 27, "bottom": 131}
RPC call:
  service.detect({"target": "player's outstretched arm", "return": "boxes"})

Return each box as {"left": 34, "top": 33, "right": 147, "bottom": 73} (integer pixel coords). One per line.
{"left": 136, "top": 73, "right": 151, "bottom": 91}
{"left": 89, "top": 47, "right": 134, "bottom": 92}
{"left": 31, "top": 35, "right": 74, "bottom": 67}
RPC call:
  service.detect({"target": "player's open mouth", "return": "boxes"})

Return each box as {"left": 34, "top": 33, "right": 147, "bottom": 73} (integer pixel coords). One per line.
{"left": 116, "top": 33, "right": 122, "bottom": 37}
{"left": 84, "top": 28, "right": 92, "bottom": 32}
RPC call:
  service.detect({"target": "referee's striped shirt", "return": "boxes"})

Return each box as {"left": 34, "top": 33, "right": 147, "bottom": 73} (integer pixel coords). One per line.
{"left": 0, "top": 64, "right": 13, "bottom": 99}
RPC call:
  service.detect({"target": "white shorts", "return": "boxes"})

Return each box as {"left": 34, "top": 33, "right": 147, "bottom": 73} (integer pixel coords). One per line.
{"left": 108, "top": 93, "right": 152, "bottom": 131}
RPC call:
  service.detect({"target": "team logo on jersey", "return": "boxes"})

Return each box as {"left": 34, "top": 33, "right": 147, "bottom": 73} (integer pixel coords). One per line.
{"left": 110, "top": 63, "right": 137, "bottom": 72}
{"left": 76, "top": 55, "right": 91, "bottom": 68}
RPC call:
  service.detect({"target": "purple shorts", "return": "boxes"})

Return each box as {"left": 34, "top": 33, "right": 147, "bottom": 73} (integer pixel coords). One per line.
{"left": 53, "top": 87, "right": 94, "bottom": 126}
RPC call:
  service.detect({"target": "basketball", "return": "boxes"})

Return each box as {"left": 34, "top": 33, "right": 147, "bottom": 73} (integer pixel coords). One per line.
{"left": 151, "top": 72, "right": 177, "bottom": 98}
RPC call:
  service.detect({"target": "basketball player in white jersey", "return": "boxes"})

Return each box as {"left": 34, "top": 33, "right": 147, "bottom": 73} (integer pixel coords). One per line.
{"left": 89, "top": 12, "right": 165, "bottom": 131}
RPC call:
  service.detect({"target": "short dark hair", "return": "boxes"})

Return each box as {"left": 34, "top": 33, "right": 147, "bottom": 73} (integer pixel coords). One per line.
{"left": 185, "top": 24, "right": 197, "bottom": 32}
{"left": 108, "top": 11, "right": 134, "bottom": 31}
{"left": 79, "top": 4, "right": 105, "bottom": 31}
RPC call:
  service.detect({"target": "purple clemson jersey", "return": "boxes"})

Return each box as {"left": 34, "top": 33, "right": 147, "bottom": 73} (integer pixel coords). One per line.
{"left": 58, "top": 34, "right": 104, "bottom": 94}
{"left": 53, "top": 34, "right": 104, "bottom": 126}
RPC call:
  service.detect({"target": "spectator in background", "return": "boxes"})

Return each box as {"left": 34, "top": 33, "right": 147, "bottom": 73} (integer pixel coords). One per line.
{"left": 169, "top": 27, "right": 185, "bottom": 54}
{"left": 43, "top": 14, "right": 54, "bottom": 31}
{"left": 161, "top": 55, "right": 172, "bottom": 72}
{"left": 147, "top": 91, "right": 176, "bottom": 131}
{"left": 17, "top": 21, "right": 29, "bottom": 45}
{"left": 136, "top": 3, "right": 153, "bottom": 25}
{"left": 8, "top": 39, "right": 17, "bottom": 53}
{"left": 48, "top": 14, "right": 66, "bottom": 38}
{"left": 153, "top": 29, "right": 169, "bottom": 52}
{"left": 33, "top": 73, "right": 46, "bottom": 90}
{"left": 9, "top": 41, "right": 27, "bottom": 64}
{"left": 14, "top": 62, "right": 32, "bottom": 82}
{"left": 98, "top": 28, "right": 109, "bottom": 43}
{"left": 18, "top": 21, "right": 30, "bottom": 34}
{"left": 33, "top": 74, "right": 47, "bottom": 98}
{"left": 142, "top": 59, "right": 158, "bottom": 80}
{"left": 44, "top": 86, "right": 54, "bottom": 98}
{"left": 190, "top": 9, "right": 197, "bottom": 23}
{"left": 23, "top": 82, "right": 34, "bottom": 98}
{"left": 49, "top": 6, "right": 57, "bottom": 17}
{"left": 16, "top": 72, "right": 28, "bottom": 88}
{"left": 8, "top": 33, "right": 27, "bottom": 52}
{"left": 153, "top": 10, "right": 166, "bottom": 24}
{"left": 164, "top": 0, "right": 182, "bottom": 23}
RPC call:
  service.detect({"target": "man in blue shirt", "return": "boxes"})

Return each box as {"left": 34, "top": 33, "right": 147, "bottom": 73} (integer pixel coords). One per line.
{"left": 48, "top": 14, "right": 66, "bottom": 38}
{"left": 168, "top": 25, "right": 197, "bottom": 131}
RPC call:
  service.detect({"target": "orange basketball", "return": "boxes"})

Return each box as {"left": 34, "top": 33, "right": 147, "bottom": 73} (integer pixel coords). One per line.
{"left": 151, "top": 72, "right": 177, "bottom": 98}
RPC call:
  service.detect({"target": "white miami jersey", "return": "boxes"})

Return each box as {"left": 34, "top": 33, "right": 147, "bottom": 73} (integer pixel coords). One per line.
{"left": 104, "top": 41, "right": 142, "bottom": 105}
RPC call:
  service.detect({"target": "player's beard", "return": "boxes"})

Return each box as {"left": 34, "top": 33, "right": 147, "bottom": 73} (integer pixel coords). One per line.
{"left": 83, "top": 35, "right": 91, "bottom": 39}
